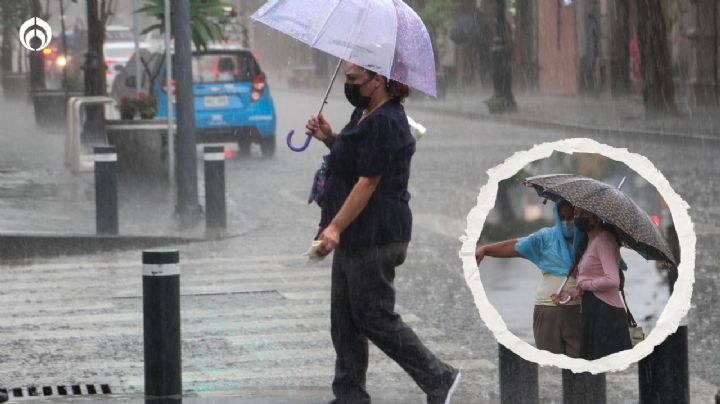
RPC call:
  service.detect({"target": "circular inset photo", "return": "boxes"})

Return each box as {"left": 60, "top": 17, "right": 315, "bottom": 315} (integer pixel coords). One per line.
{"left": 461, "top": 138, "right": 695, "bottom": 373}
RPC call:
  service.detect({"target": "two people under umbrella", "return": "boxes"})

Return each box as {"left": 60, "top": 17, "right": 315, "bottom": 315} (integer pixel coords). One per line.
{"left": 477, "top": 200, "right": 632, "bottom": 360}
{"left": 306, "top": 62, "right": 461, "bottom": 404}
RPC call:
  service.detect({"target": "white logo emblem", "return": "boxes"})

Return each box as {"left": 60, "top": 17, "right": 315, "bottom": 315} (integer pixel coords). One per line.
{"left": 19, "top": 17, "right": 53, "bottom": 51}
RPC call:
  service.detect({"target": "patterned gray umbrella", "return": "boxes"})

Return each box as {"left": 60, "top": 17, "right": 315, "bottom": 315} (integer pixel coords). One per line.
{"left": 524, "top": 174, "right": 677, "bottom": 265}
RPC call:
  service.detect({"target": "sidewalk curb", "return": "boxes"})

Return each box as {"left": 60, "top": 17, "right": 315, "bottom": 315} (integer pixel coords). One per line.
{"left": 276, "top": 83, "right": 718, "bottom": 143}
{"left": 410, "top": 103, "right": 720, "bottom": 144}
{"left": 0, "top": 233, "right": 209, "bottom": 261}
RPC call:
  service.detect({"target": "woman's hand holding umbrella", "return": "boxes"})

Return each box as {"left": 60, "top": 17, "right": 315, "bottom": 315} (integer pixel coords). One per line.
{"left": 305, "top": 114, "right": 335, "bottom": 148}
{"left": 551, "top": 291, "right": 575, "bottom": 305}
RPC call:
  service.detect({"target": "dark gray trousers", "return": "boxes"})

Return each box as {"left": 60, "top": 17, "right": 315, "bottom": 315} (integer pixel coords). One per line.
{"left": 330, "top": 242, "right": 452, "bottom": 403}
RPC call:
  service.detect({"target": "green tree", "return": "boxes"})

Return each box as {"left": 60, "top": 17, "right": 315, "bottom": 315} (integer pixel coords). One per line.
{"left": 137, "top": 0, "right": 229, "bottom": 51}
{"left": 0, "top": 2, "right": 32, "bottom": 73}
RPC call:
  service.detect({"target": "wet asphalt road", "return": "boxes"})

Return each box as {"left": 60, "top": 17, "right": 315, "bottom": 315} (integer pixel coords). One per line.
{"left": 0, "top": 82, "right": 718, "bottom": 403}
{"left": 196, "top": 83, "right": 720, "bottom": 402}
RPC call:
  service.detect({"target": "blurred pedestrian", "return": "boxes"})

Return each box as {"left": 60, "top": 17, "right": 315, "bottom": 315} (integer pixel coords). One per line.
{"left": 435, "top": 28, "right": 457, "bottom": 97}
{"left": 476, "top": 199, "right": 584, "bottom": 357}
{"left": 552, "top": 207, "right": 632, "bottom": 359}
{"left": 306, "top": 62, "right": 461, "bottom": 404}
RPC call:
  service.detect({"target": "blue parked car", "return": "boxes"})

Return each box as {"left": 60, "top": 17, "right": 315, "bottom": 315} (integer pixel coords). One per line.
{"left": 154, "top": 48, "right": 277, "bottom": 156}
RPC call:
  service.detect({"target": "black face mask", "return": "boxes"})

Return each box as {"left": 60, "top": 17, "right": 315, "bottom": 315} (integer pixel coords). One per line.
{"left": 344, "top": 81, "right": 372, "bottom": 109}
{"left": 574, "top": 217, "right": 593, "bottom": 232}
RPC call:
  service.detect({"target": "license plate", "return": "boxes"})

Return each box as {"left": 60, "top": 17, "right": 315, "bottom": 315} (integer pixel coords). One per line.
{"left": 204, "top": 95, "right": 229, "bottom": 107}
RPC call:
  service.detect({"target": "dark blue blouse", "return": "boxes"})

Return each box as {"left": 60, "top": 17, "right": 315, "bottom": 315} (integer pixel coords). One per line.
{"left": 319, "top": 101, "right": 416, "bottom": 248}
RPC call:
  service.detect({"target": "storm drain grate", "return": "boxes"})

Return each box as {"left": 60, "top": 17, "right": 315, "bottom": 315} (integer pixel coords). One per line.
{"left": 0, "top": 384, "right": 112, "bottom": 399}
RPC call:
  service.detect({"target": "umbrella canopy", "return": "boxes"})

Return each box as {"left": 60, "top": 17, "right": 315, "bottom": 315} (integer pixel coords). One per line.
{"left": 252, "top": 0, "right": 437, "bottom": 96}
{"left": 524, "top": 174, "right": 677, "bottom": 265}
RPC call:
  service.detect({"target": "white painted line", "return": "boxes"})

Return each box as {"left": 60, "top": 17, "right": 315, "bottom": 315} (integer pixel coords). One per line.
{"left": 94, "top": 153, "right": 118, "bottom": 162}
{"left": 204, "top": 152, "right": 225, "bottom": 161}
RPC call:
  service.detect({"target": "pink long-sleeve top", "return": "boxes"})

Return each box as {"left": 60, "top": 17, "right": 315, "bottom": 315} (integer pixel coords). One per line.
{"left": 570, "top": 231, "right": 625, "bottom": 309}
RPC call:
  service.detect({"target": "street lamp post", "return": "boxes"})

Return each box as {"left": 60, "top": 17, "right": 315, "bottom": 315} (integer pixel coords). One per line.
{"left": 487, "top": 0, "right": 517, "bottom": 113}
{"left": 173, "top": 0, "right": 202, "bottom": 227}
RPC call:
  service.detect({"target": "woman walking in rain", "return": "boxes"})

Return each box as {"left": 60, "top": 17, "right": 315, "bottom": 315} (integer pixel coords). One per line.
{"left": 475, "top": 199, "right": 584, "bottom": 357}
{"left": 306, "top": 62, "right": 461, "bottom": 404}
{"left": 552, "top": 207, "right": 632, "bottom": 359}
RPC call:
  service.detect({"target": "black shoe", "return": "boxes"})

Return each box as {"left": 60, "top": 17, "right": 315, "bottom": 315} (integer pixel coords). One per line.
{"left": 0, "top": 391, "right": 8, "bottom": 403}
{"left": 427, "top": 368, "right": 462, "bottom": 404}
{"left": 326, "top": 399, "right": 370, "bottom": 404}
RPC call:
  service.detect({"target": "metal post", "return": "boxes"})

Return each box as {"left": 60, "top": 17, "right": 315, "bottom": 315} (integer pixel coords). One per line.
{"left": 143, "top": 249, "right": 182, "bottom": 404}
{"left": 204, "top": 146, "right": 226, "bottom": 236}
{"left": 499, "top": 344, "right": 538, "bottom": 404}
{"left": 164, "top": 0, "right": 175, "bottom": 189}
{"left": 133, "top": 0, "right": 141, "bottom": 96}
{"left": 562, "top": 370, "right": 606, "bottom": 404}
{"left": 94, "top": 146, "right": 118, "bottom": 235}
{"left": 173, "top": 0, "right": 201, "bottom": 227}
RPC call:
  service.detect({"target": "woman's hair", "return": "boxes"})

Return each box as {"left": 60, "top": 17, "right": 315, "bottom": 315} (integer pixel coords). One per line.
{"left": 365, "top": 69, "right": 411, "bottom": 103}
{"left": 572, "top": 219, "right": 622, "bottom": 273}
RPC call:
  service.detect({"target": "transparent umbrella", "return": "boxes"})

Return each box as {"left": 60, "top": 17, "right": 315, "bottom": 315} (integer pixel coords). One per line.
{"left": 252, "top": 0, "right": 436, "bottom": 151}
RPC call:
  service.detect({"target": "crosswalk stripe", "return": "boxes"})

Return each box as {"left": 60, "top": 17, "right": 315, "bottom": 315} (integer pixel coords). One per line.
{"left": 1, "top": 268, "right": 329, "bottom": 290}
{"left": 122, "top": 358, "right": 496, "bottom": 388}
{"left": 0, "top": 314, "right": 424, "bottom": 341}
{"left": 0, "top": 255, "right": 312, "bottom": 273}
{"left": 0, "top": 279, "right": 332, "bottom": 303}
{"left": 0, "top": 254, "right": 476, "bottom": 394}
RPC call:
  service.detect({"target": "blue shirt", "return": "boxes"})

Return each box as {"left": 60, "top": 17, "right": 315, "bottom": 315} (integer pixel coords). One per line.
{"left": 320, "top": 101, "right": 415, "bottom": 248}
{"left": 514, "top": 201, "right": 581, "bottom": 277}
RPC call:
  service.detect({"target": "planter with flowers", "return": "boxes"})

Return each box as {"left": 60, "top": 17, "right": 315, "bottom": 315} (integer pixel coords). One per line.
{"left": 107, "top": 90, "right": 168, "bottom": 183}
{"left": 118, "top": 92, "right": 157, "bottom": 120}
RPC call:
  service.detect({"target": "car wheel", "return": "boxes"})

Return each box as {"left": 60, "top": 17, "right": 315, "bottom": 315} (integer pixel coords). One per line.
{"left": 238, "top": 138, "right": 252, "bottom": 157}
{"left": 260, "top": 135, "right": 276, "bottom": 158}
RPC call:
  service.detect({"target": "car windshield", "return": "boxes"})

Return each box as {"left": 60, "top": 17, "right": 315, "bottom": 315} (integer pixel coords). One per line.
{"left": 189, "top": 52, "right": 257, "bottom": 83}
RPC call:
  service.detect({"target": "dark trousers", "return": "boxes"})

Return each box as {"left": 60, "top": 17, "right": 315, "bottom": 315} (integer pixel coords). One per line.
{"left": 330, "top": 242, "right": 452, "bottom": 403}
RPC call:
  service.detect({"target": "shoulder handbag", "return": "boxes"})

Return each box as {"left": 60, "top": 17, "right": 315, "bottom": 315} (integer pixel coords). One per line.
{"left": 619, "top": 270, "right": 645, "bottom": 346}
{"left": 307, "top": 155, "right": 329, "bottom": 207}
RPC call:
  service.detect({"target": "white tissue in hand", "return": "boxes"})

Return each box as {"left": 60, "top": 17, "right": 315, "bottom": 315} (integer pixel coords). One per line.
{"left": 303, "top": 240, "right": 326, "bottom": 262}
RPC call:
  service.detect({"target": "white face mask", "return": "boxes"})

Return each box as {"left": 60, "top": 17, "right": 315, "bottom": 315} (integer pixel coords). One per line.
{"left": 561, "top": 221, "right": 574, "bottom": 239}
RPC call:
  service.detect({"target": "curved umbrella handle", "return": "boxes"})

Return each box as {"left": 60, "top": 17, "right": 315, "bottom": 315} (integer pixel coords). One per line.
{"left": 286, "top": 129, "right": 312, "bottom": 152}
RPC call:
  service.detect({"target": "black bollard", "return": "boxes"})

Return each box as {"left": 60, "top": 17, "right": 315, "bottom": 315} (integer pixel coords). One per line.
{"left": 143, "top": 249, "right": 182, "bottom": 404}
{"left": 638, "top": 257, "right": 689, "bottom": 404}
{"left": 94, "top": 146, "right": 118, "bottom": 234}
{"left": 562, "top": 370, "right": 606, "bottom": 404}
{"left": 499, "top": 344, "right": 539, "bottom": 404}
{"left": 204, "top": 146, "right": 226, "bottom": 236}
{"left": 638, "top": 323, "right": 689, "bottom": 404}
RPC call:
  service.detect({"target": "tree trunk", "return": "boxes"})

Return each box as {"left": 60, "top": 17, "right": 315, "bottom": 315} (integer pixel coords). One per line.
{"left": 636, "top": 0, "right": 676, "bottom": 113}
{"left": 84, "top": 0, "right": 105, "bottom": 96}
{"left": 29, "top": 0, "right": 46, "bottom": 90}
{"left": 0, "top": 2, "right": 14, "bottom": 73}
{"left": 514, "top": 0, "right": 538, "bottom": 92}
{"left": 609, "top": 0, "right": 630, "bottom": 96}
{"left": 82, "top": 0, "right": 106, "bottom": 144}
